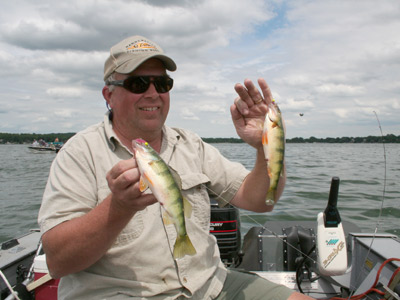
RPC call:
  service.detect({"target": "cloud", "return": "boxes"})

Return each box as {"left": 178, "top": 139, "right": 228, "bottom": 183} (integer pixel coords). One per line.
{"left": 332, "top": 108, "right": 350, "bottom": 119}
{"left": 180, "top": 108, "right": 200, "bottom": 120}
{"left": 0, "top": 0, "right": 399, "bottom": 138}
{"left": 314, "top": 83, "right": 365, "bottom": 97}
{"left": 33, "top": 116, "right": 49, "bottom": 123}
{"left": 196, "top": 103, "right": 226, "bottom": 114}
{"left": 46, "top": 87, "right": 82, "bottom": 99}
{"left": 284, "top": 98, "right": 314, "bottom": 112}
{"left": 54, "top": 109, "right": 75, "bottom": 118}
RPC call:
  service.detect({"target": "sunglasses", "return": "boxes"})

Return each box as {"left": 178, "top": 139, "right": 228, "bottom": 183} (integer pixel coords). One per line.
{"left": 107, "top": 75, "right": 173, "bottom": 94}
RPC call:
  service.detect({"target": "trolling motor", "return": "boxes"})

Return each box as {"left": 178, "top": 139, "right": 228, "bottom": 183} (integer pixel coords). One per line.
{"left": 316, "top": 177, "right": 348, "bottom": 276}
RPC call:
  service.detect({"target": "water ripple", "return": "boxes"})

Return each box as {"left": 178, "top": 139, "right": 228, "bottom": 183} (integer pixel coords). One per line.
{"left": 0, "top": 143, "right": 399, "bottom": 242}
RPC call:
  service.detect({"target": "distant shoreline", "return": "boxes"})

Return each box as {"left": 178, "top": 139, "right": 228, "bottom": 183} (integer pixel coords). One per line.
{"left": 1, "top": 132, "right": 399, "bottom": 144}
{"left": 203, "top": 135, "right": 400, "bottom": 143}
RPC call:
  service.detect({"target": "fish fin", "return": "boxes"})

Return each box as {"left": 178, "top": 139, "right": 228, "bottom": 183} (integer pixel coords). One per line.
{"left": 169, "top": 167, "right": 182, "bottom": 189}
{"left": 262, "top": 130, "right": 268, "bottom": 145}
{"left": 262, "top": 131, "right": 269, "bottom": 161}
{"left": 279, "top": 165, "right": 286, "bottom": 178}
{"left": 282, "top": 115, "right": 287, "bottom": 136}
{"left": 183, "top": 197, "right": 192, "bottom": 218}
{"left": 139, "top": 175, "right": 149, "bottom": 192}
{"left": 173, "top": 234, "right": 197, "bottom": 259}
{"left": 162, "top": 210, "right": 174, "bottom": 225}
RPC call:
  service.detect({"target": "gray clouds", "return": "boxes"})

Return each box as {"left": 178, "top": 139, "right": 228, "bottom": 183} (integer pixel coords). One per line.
{"left": 0, "top": 0, "right": 399, "bottom": 138}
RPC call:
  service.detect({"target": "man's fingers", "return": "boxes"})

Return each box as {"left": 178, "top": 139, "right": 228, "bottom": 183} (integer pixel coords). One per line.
{"left": 107, "top": 159, "right": 137, "bottom": 180}
{"left": 234, "top": 82, "right": 254, "bottom": 108}
{"left": 107, "top": 159, "right": 139, "bottom": 191}
{"left": 132, "top": 192, "right": 158, "bottom": 210}
{"left": 244, "top": 79, "right": 264, "bottom": 105}
{"left": 115, "top": 168, "right": 141, "bottom": 191}
{"left": 233, "top": 97, "right": 249, "bottom": 116}
{"left": 235, "top": 79, "right": 266, "bottom": 112}
{"left": 258, "top": 78, "right": 273, "bottom": 106}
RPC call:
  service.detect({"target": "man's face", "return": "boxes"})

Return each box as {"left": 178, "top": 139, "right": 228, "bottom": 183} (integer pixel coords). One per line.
{"left": 107, "top": 58, "right": 170, "bottom": 138}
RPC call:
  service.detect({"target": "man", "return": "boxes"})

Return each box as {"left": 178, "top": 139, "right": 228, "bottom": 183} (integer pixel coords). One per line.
{"left": 38, "top": 35, "right": 312, "bottom": 299}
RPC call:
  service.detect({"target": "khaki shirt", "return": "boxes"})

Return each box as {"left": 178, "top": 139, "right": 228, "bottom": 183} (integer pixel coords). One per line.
{"left": 38, "top": 113, "right": 249, "bottom": 300}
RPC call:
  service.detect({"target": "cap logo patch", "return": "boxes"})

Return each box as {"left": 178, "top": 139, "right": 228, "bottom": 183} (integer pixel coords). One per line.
{"left": 126, "top": 40, "right": 158, "bottom": 53}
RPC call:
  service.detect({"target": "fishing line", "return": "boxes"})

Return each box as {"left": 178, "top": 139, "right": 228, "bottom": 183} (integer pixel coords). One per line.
{"left": 0, "top": 269, "right": 22, "bottom": 300}
{"left": 345, "top": 111, "right": 387, "bottom": 300}
{"left": 204, "top": 111, "right": 388, "bottom": 298}
{"left": 203, "top": 184, "right": 319, "bottom": 266}
{"left": 372, "top": 111, "right": 387, "bottom": 235}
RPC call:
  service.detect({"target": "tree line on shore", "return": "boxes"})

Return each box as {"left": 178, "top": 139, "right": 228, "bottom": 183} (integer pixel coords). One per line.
{"left": 1, "top": 132, "right": 399, "bottom": 144}
{"left": 0, "top": 133, "right": 76, "bottom": 144}
{"left": 204, "top": 134, "right": 399, "bottom": 143}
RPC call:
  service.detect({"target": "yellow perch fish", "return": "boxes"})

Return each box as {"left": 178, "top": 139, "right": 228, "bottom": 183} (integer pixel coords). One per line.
{"left": 262, "top": 100, "right": 285, "bottom": 205}
{"left": 132, "top": 138, "right": 196, "bottom": 259}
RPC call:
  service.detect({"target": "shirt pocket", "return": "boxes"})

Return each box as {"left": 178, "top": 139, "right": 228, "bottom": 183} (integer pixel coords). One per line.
{"left": 114, "top": 211, "right": 144, "bottom": 245}
{"left": 98, "top": 185, "right": 144, "bottom": 245}
{"left": 179, "top": 172, "right": 211, "bottom": 231}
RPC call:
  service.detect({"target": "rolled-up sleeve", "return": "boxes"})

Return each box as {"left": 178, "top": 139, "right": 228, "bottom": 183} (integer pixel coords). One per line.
{"left": 38, "top": 139, "right": 98, "bottom": 234}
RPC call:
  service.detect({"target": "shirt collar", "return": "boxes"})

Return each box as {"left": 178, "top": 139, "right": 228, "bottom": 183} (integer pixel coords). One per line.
{"left": 159, "top": 126, "right": 180, "bottom": 163}
{"left": 104, "top": 111, "right": 181, "bottom": 157}
{"left": 104, "top": 111, "right": 118, "bottom": 152}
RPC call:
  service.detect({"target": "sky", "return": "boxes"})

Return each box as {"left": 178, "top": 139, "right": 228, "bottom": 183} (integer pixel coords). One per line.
{"left": 1, "top": 0, "right": 399, "bottom": 139}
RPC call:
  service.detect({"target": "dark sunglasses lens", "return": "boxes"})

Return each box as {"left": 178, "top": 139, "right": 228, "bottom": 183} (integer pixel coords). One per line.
{"left": 125, "top": 77, "right": 149, "bottom": 93}
{"left": 154, "top": 77, "right": 173, "bottom": 93}
{"left": 124, "top": 76, "right": 173, "bottom": 94}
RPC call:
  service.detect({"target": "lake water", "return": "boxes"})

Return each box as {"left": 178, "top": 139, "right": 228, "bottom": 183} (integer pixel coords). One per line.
{"left": 0, "top": 143, "right": 399, "bottom": 243}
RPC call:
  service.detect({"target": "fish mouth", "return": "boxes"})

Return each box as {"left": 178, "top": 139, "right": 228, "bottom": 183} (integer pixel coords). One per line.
{"left": 267, "top": 105, "right": 277, "bottom": 122}
{"left": 132, "top": 139, "right": 147, "bottom": 152}
{"left": 133, "top": 138, "right": 146, "bottom": 144}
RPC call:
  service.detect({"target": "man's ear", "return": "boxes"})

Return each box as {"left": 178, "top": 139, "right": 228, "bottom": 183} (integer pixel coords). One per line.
{"left": 102, "top": 86, "right": 112, "bottom": 107}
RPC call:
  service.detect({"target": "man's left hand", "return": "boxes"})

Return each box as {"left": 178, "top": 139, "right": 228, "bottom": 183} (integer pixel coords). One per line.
{"left": 230, "top": 78, "right": 273, "bottom": 149}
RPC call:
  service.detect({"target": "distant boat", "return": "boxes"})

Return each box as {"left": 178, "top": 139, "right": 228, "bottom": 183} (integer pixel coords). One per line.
{"left": 299, "top": 113, "right": 304, "bottom": 117}
{"left": 28, "top": 140, "right": 63, "bottom": 153}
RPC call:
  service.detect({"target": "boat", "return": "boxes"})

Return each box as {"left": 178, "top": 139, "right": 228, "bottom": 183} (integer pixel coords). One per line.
{"left": 28, "top": 140, "right": 63, "bottom": 154}
{"left": 1, "top": 177, "right": 399, "bottom": 300}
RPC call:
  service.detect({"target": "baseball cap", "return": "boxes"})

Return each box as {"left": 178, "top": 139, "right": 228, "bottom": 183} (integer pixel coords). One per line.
{"left": 104, "top": 35, "right": 177, "bottom": 81}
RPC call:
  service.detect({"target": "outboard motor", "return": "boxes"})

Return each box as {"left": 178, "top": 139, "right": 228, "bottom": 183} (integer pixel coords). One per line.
{"left": 210, "top": 198, "right": 242, "bottom": 267}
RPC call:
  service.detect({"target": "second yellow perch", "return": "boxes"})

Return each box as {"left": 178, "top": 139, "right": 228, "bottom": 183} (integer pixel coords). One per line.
{"left": 262, "top": 100, "right": 285, "bottom": 205}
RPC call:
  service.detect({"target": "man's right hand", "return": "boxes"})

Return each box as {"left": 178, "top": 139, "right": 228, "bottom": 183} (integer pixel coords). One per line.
{"left": 42, "top": 158, "right": 157, "bottom": 278}
{"left": 106, "top": 158, "right": 157, "bottom": 213}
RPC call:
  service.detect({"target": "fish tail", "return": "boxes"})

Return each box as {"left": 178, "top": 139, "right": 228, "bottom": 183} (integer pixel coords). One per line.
{"left": 173, "top": 234, "right": 197, "bottom": 259}
{"left": 265, "top": 187, "right": 276, "bottom": 205}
